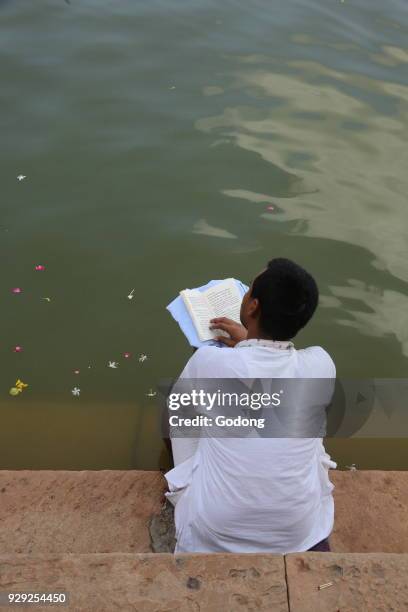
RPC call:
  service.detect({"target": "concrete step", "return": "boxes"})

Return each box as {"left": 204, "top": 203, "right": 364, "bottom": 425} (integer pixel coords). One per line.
{"left": 0, "top": 552, "right": 407, "bottom": 611}
{"left": 1, "top": 470, "right": 408, "bottom": 554}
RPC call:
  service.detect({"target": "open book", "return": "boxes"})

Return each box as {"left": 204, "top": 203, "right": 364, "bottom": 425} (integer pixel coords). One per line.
{"left": 180, "top": 278, "right": 243, "bottom": 342}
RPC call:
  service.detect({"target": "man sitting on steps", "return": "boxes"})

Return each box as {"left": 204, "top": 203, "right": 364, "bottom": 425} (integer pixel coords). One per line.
{"left": 165, "top": 258, "right": 336, "bottom": 554}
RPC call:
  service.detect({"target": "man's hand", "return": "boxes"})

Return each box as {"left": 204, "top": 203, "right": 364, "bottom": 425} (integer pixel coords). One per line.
{"left": 210, "top": 317, "right": 248, "bottom": 347}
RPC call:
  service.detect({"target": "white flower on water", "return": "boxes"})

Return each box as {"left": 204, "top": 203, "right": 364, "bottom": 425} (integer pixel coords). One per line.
{"left": 127, "top": 289, "right": 135, "bottom": 300}
{"left": 108, "top": 361, "right": 119, "bottom": 369}
{"left": 72, "top": 387, "right": 81, "bottom": 397}
{"left": 139, "top": 354, "right": 148, "bottom": 363}
{"left": 17, "top": 174, "right": 26, "bottom": 182}
{"left": 346, "top": 464, "right": 357, "bottom": 471}
{"left": 146, "top": 389, "right": 156, "bottom": 397}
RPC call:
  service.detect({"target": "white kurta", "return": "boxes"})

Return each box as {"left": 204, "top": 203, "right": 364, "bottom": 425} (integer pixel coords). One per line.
{"left": 165, "top": 339, "right": 337, "bottom": 553}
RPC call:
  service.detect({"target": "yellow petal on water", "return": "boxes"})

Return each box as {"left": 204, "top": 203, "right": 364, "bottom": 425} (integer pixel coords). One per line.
{"left": 9, "top": 387, "right": 21, "bottom": 396}
{"left": 15, "top": 379, "right": 28, "bottom": 389}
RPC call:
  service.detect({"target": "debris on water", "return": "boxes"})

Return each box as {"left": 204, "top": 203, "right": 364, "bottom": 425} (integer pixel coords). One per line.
{"left": 127, "top": 289, "right": 135, "bottom": 300}
{"left": 108, "top": 361, "right": 119, "bottom": 369}
{"left": 267, "top": 205, "right": 275, "bottom": 211}
{"left": 169, "top": 86, "right": 176, "bottom": 90}
{"left": 42, "top": 297, "right": 51, "bottom": 302}
{"left": 318, "top": 582, "right": 334, "bottom": 591}
{"left": 72, "top": 387, "right": 80, "bottom": 397}
{"left": 139, "top": 354, "right": 148, "bottom": 363}
{"left": 346, "top": 464, "right": 357, "bottom": 471}
{"left": 146, "top": 389, "right": 157, "bottom": 397}
{"left": 10, "top": 379, "right": 28, "bottom": 396}
{"left": 12, "top": 288, "right": 22, "bottom": 294}
{"left": 17, "top": 174, "right": 26, "bottom": 182}
{"left": 35, "top": 265, "right": 45, "bottom": 271}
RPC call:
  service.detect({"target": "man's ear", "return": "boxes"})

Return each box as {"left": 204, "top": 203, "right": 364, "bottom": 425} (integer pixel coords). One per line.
{"left": 248, "top": 297, "right": 260, "bottom": 317}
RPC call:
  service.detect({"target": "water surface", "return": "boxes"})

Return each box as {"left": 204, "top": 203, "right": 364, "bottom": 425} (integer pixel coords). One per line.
{"left": 1, "top": 0, "right": 408, "bottom": 469}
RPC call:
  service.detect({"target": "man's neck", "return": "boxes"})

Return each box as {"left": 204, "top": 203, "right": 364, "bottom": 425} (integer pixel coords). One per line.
{"left": 246, "top": 327, "right": 290, "bottom": 343}
{"left": 246, "top": 327, "right": 273, "bottom": 341}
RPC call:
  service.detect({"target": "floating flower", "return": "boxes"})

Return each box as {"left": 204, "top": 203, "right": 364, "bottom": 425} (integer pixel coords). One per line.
{"left": 127, "top": 289, "right": 135, "bottom": 300}
{"left": 146, "top": 389, "right": 156, "bottom": 398}
{"left": 108, "top": 361, "right": 119, "bottom": 369}
{"left": 72, "top": 387, "right": 81, "bottom": 397}
{"left": 42, "top": 297, "right": 51, "bottom": 302}
{"left": 123, "top": 352, "right": 131, "bottom": 359}
{"left": 9, "top": 379, "right": 28, "bottom": 396}
{"left": 15, "top": 379, "right": 28, "bottom": 390}
{"left": 74, "top": 369, "right": 80, "bottom": 375}
{"left": 13, "top": 346, "right": 23, "bottom": 353}
{"left": 267, "top": 205, "right": 275, "bottom": 211}
{"left": 17, "top": 174, "right": 26, "bottom": 182}
{"left": 35, "top": 265, "right": 45, "bottom": 271}
{"left": 139, "top": 354, "right": 148, "bottom": 363}
{"left": 12, "top": 288, "right": 22, "bottom": 294}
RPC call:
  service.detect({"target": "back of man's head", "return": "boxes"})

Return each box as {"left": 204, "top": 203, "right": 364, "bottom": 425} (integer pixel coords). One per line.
{"left": 251, "top": 258, "right": 319, "bottom": 340}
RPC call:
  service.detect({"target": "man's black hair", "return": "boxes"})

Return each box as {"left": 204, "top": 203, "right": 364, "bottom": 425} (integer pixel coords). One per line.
{"left": 250, "top": 258, "right": 319, "bottom": 340}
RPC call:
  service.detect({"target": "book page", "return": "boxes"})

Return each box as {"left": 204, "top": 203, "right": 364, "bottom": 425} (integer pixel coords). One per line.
{"left": 180, "top": 289, "right": 214, "bottom": 341}
{"left": 203, "top": 278, "right": 242, "bottom": 323}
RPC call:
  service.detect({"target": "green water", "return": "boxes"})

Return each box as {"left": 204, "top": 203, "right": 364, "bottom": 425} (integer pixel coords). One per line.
{"left": 1, "top": 0, "right": 408, "bottom": 470}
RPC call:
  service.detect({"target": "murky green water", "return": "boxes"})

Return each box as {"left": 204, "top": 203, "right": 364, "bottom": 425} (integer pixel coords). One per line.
{"left": 1, "top": 0, "right": 408, "bottom": 470}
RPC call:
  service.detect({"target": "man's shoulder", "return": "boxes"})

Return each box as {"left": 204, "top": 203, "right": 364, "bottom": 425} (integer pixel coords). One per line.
{"left": 297, "top": 345, "right": 336, "bottom": 377}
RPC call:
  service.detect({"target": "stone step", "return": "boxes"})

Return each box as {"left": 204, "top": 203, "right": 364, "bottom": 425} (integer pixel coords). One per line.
{"left": 1, "top": 470, "right": 408, "bottom": 554}
{"left": 0, "top": 552, "right": 407, "bottom": 611}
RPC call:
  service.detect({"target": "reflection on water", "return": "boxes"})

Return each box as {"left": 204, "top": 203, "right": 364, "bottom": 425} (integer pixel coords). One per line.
{"left": 196, "top": 51, "right": 408, "bottom": 356}
{"left": 1, "top": 0, "right": 408, "bottom": 469}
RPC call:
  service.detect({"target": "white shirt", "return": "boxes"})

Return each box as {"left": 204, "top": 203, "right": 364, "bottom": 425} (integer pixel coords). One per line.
{"left": 165, "top": 339, "right": 336, "bottom": 554}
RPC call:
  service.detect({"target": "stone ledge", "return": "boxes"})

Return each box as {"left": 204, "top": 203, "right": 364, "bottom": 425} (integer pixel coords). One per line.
{"left": 330, "top": 470, "right": 408, "bottom": 553}
{"left": 0, "top": 553, "right": 289, "bottom": 612}
{"left": 286, "top": 552, "right": 408, "bottom": 612}
{"left": 0, "top": 470, "right": 166, "bottom": 554}
{"left": 1, "top": 470, "right": 407, "bottom": 554}
{"left": 1, "top": 553, "right": 407, "bottom": 612}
